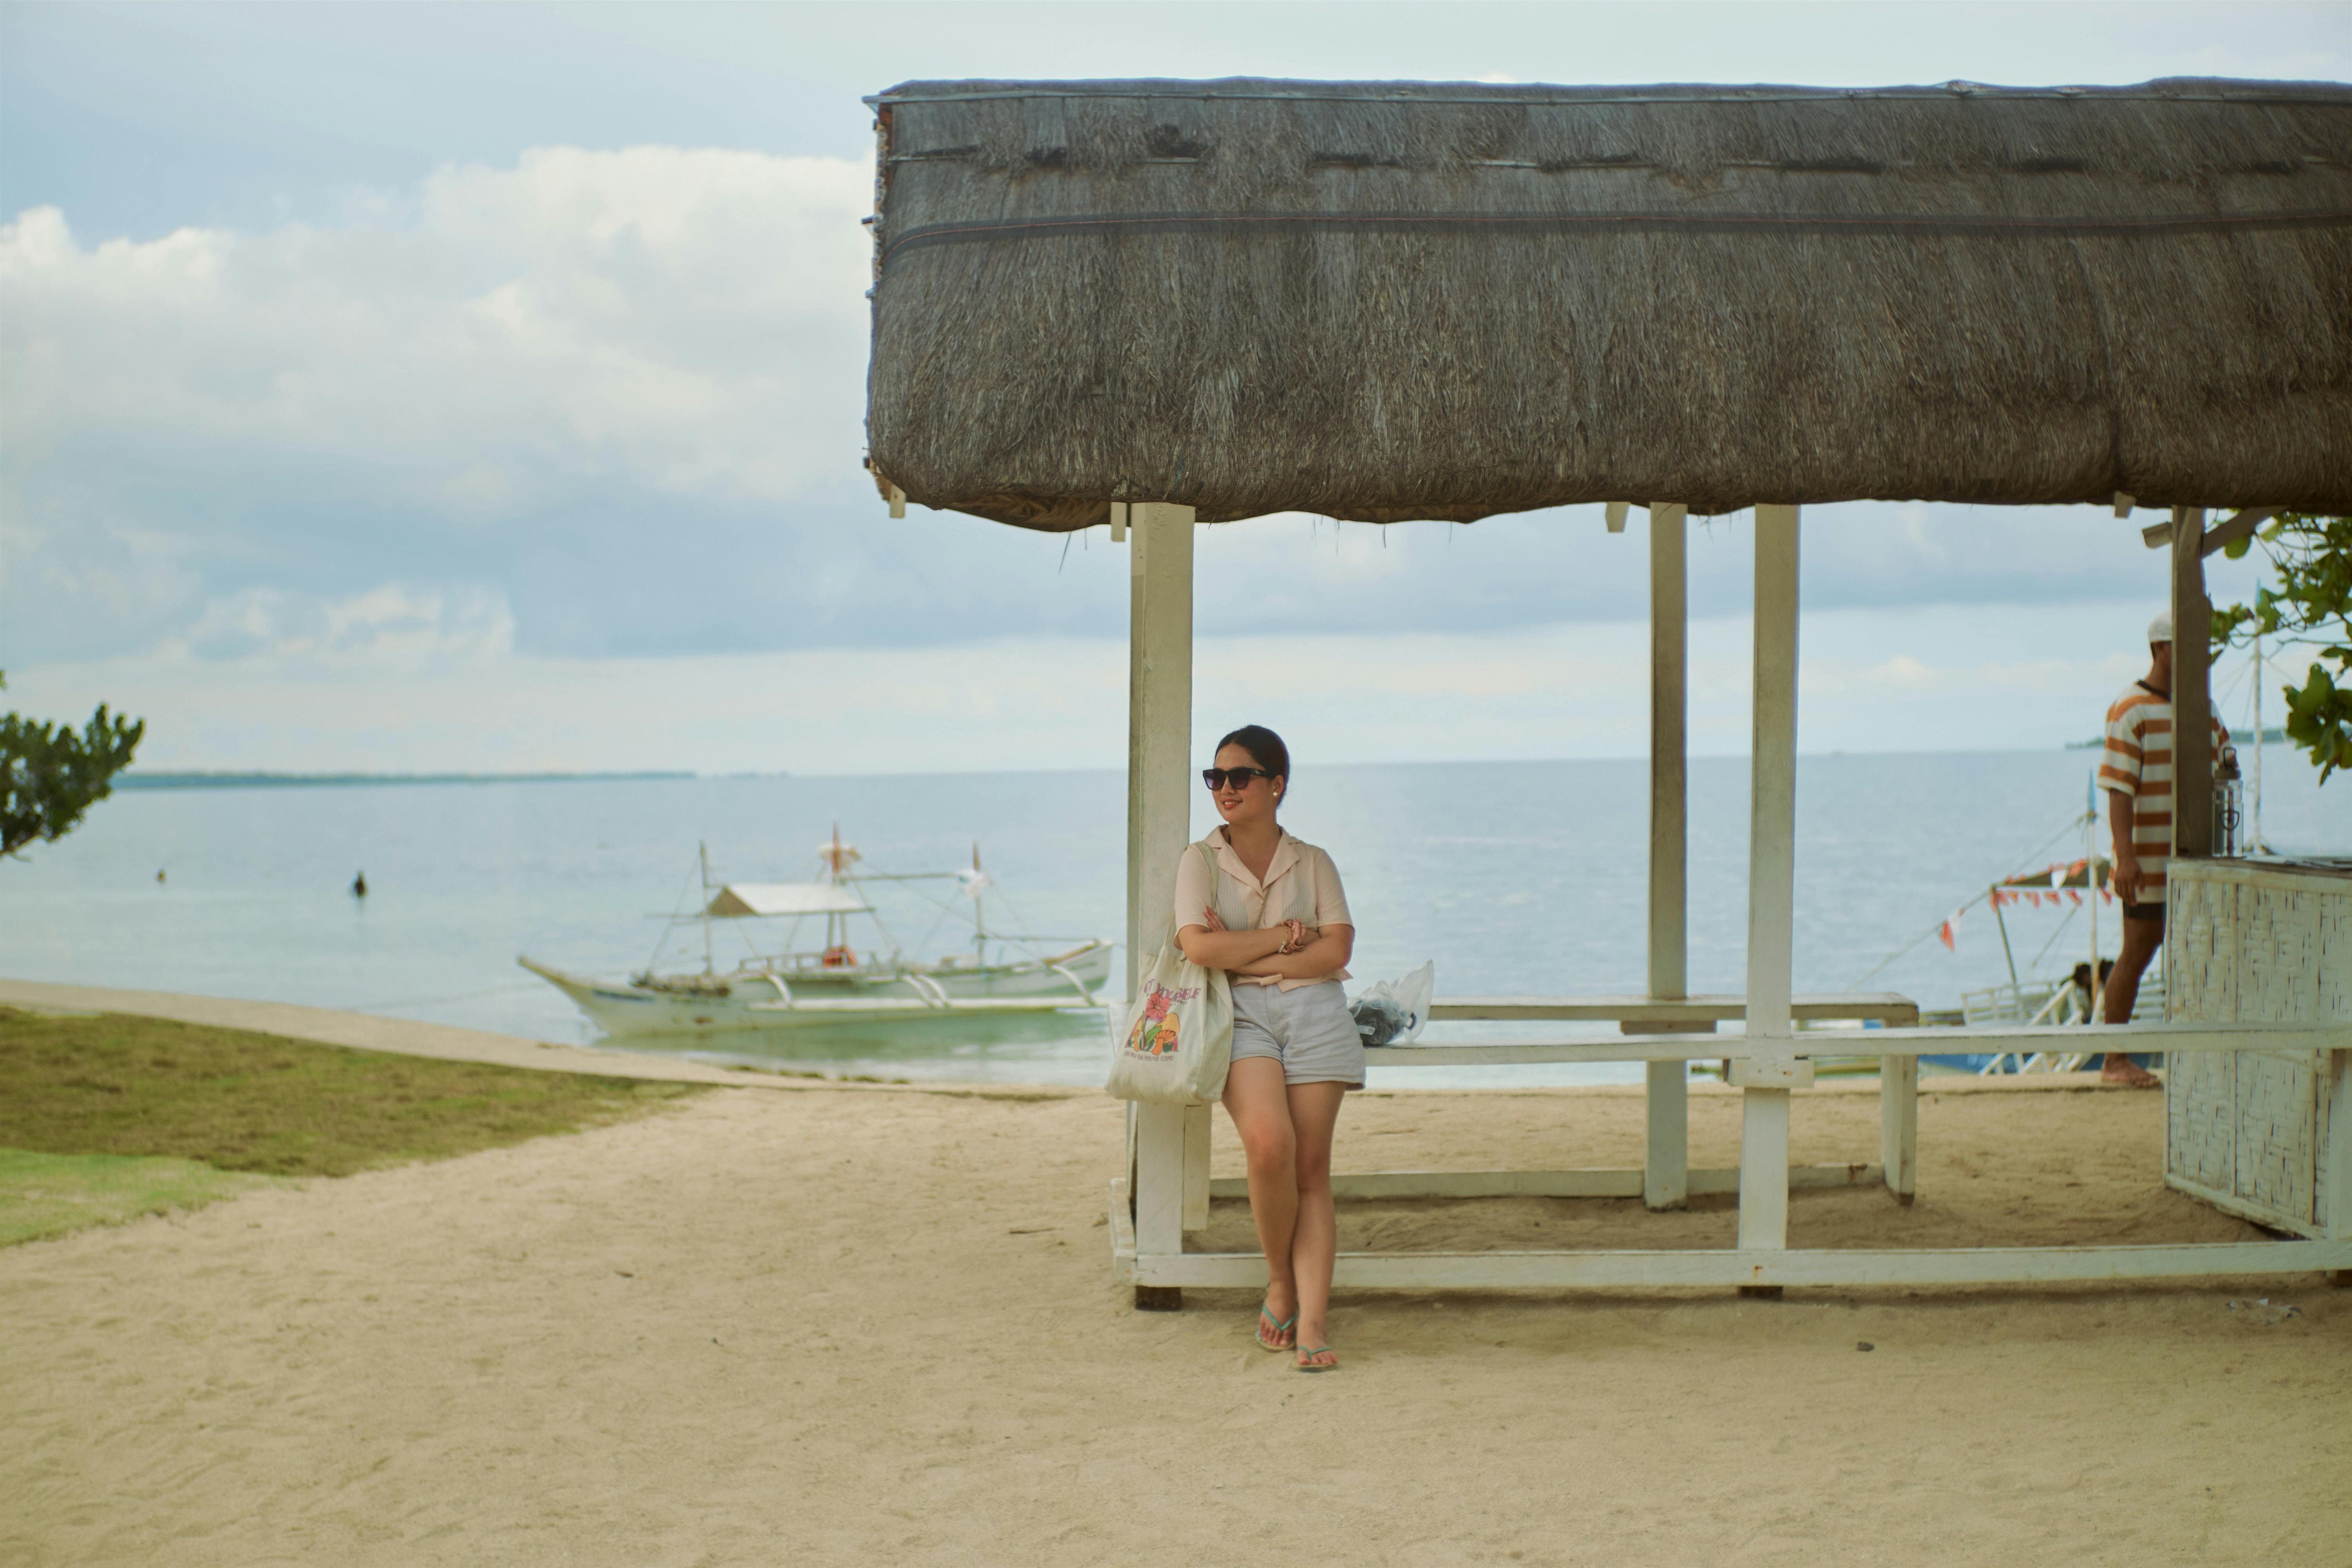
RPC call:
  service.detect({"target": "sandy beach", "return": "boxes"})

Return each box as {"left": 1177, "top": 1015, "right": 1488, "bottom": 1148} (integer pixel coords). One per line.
{"left": 5, "top": 1027, "right": 2348, "bottom": 1568}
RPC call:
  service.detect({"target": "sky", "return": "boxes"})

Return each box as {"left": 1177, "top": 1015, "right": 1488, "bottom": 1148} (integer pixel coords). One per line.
{"left": 3, "top": 1, "right": 2346, "bottom": 774}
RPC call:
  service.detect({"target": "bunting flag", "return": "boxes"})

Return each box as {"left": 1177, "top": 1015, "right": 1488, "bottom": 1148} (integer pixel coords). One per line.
{"left": 1938, "top": 911, "right": 1960, "bottom": 952}
{"left": 1993, "top": 858, "right": 2111, "bottom": 896}
{"left": 2068, "top": 889, "right": 2083, "bottom": 906}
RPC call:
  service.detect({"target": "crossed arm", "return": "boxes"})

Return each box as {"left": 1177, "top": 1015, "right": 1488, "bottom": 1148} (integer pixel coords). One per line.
{"left": 1176, "top": 907, "right": 1354, "bottom": 982}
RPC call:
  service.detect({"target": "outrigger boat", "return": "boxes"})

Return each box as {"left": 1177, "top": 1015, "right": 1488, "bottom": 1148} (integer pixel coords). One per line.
{"left": 520, "top": 830, "right": 1114, "bottom": 1038}
{"left": 1843, "top": 764, "right": 2207, "bottom": 1075}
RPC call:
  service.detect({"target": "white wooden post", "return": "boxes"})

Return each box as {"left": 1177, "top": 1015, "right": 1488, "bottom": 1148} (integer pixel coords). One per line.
{"left": 1183, "top": 1100, "right": 1211, "bottom": 1232}
{"left": 1737, "top": 505, "right": 1803, "bottom": 1273}
{"left": 1879, "top": 1052, "right": 1918, "bottom": 1203}
{"left": 1646, "top": 502, "right": 1693, "bottom": 1210}
{"left": 2326, "top": 1050, "right": 2350, "bottom": 1283}
{"left": 1127, "top": 501, "right": 1196, "bottom": 1308}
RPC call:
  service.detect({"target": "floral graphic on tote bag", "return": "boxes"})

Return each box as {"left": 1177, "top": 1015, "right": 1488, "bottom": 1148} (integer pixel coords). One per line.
{"left": 1124, "top": 986, "right": 1184, "bottom": 1058}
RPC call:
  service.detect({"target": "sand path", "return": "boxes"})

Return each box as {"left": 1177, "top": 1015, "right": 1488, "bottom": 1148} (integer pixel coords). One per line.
{"left": 8, "top": 1069, "right": 2348, "bottom": 1565}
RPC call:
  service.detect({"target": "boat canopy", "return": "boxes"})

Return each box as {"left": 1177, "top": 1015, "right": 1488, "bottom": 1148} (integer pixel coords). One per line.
{"left": 706, "top": 882, "right": 873, "bottom": 918}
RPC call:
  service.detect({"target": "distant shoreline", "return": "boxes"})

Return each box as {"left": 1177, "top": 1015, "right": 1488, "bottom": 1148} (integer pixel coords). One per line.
{"left": 116, "top": 770, "right": 702, "bottom": 792}
{"left": 2067, "top": 727, "right": 2285, "bottom": 750}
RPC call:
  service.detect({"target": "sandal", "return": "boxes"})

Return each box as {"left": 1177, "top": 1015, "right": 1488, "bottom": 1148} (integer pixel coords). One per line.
{"left": 1256, "top": 1304, "right": 1298, "bottom": 1351}
{"left": 1294, "top": 1345, "right": 1339, "bottom": 1373}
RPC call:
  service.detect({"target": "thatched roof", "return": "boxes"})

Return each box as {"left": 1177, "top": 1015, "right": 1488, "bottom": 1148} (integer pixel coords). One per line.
{"left": 863, "top": 78, "right": 2352, "bottom": 529}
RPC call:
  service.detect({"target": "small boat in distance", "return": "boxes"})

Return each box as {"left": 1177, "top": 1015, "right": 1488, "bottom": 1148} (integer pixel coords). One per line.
{"left": 521, "top": 829, "right": 1114, "bottom": 1038}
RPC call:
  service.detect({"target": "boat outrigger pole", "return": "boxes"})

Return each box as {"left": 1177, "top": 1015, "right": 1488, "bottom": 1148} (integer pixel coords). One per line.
{"left": 699, "top": 841, "right": 715, "bottom": 976}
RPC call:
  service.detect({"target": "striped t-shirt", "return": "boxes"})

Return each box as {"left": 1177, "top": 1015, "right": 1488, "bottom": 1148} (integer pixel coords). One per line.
{"left": 2098, "top": 682, "right": 2232, "bottom": 902}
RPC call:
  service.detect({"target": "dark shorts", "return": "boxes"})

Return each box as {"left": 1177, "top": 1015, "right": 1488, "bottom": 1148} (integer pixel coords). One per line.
{"left": 2122, "top": 900, "right": 2165, "bottom": 927}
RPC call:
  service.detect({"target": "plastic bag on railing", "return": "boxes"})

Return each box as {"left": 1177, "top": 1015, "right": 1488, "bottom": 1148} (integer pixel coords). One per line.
{"left": 1348, "top": 962, "right": 1435, "bottom": 1047}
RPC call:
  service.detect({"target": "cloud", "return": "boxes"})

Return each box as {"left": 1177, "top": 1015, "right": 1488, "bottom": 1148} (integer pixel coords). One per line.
{"left": 176, "top": 583, "right": 515, "bottom": 666}
{"left": 2, "top": 148, "right": 876, "bottom": 660}
{"left": 0, "top": 148, "right": 2285, "bottom": 676}
{"left": 4, "top": 148, "right": 869, "bottom": 503}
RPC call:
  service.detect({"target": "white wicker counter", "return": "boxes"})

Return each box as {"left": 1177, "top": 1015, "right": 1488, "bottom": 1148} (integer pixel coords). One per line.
{"left": 2166, "top": 858, "right": 2352, "bottom": 1241}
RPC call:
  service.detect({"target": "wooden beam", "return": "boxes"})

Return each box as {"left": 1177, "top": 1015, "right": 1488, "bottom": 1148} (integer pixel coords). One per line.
{"left": 1739, "top": 1090, "right": 1791, "bottom": 1261}
{"left": 1430, "top": 993, "right": 1918, "bottom": 1024}
{"left": 1208, "top": 1164, "right": 1887, "bottom": 1201}
{"left": 1647, "top": 1059, "right": 1691, "bottom": 1212}
{"left": 1363, "top": 1020, "right": 2351, "bottom": 1067}
{"left": 1111, "top": 1232, "right": 2352, "bottom": 1291}
{"left": 1649, "top": 501, "right": 1692, "bottom": 1210}
{"left": 1880, "top": 1053, "right": 1920, "bottom": 1203}
{"left": 2200, "top": 506, "right": 2277, "bottom": 558}
{"left": 2173, "top": 506, "right": 2214, "bottom": 859}
{"left": 1126, "top": 501, "right": 1195, "bottom": 1297}
{"left": 1742, "top": 504, "right": 1801, "bottom": 1256}
{"left": 1748, "top": 503, "right": 1802, "bottom": 1043}
{"left": 2144, "top": 506, "right": 2277, "bottom": 554}
{"left": 2327, "top": 1049, "right": 2351, "bottom": 1242}
{"left": 1182, "top": 1101, "right": 1211, "bottom": 1231}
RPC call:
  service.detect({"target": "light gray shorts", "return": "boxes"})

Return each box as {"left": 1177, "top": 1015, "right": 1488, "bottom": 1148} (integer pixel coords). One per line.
{"left": 1229, "top": 980, "right": 1365, "bottom": 1089}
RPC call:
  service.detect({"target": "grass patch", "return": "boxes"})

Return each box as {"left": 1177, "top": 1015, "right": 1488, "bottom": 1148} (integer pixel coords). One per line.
{"left": 0, "top": 1147, "right": 284, "bottom": 1246}
{"left": 0, "top": 1007, "right": 708, "bottom": 1183}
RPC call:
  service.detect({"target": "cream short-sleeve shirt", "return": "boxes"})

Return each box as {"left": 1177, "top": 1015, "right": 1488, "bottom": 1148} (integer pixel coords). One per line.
{"left": 1172, "top": 826, "right": 1353, "bottom": 991}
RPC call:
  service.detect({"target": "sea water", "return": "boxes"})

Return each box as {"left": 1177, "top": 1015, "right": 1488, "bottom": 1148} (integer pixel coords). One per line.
{"left": 5, "top": 751, "right": 2346, "bottom": 1086}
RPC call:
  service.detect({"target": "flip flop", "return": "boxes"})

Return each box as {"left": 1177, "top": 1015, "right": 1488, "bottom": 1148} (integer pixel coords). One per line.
{"left": 1294, "top": 1345, "right": 1339, "bottom": 1373}
{"left": 1257, "top": 1304, "right": 1298, "bottom": 1351}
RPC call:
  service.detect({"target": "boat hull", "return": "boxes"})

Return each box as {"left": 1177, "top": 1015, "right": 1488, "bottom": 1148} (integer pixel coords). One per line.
{"left": 519, "top": 944, "right": 1113, "bottom": 1039}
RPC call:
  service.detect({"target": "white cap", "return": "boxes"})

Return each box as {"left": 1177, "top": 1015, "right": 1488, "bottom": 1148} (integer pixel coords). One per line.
{"left": 2148, "top": 610, "right": 2173, "bottom": 645}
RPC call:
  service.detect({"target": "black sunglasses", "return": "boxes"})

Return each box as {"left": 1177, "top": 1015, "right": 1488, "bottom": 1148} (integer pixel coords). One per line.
{"left": 1202, "top": 767, "right": 1278, "bottom": 790}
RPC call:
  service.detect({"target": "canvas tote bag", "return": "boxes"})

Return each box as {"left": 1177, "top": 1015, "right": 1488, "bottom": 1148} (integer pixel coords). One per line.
{"left": 1106, "top": 844, "right": 1234, "bottom": 1105}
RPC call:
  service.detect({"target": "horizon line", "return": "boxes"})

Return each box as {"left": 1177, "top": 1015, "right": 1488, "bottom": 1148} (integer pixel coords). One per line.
{"left": 107, "top": 742, "right": 2230, "bottom": 791}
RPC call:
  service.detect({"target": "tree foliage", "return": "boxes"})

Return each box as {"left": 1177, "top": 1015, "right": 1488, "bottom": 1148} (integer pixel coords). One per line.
{"left": 0, "top": 673, "right": 147, "bottom": 858}
{"left": 2212, "top": 512, "right": 2352, "bottom": 782}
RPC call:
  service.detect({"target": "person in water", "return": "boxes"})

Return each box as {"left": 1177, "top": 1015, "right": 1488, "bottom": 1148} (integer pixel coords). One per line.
{"left": 1172, "top": 725, "right": 1358, "bottom": 1373}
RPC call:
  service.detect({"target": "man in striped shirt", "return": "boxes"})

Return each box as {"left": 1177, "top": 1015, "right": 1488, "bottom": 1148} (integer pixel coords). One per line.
{"left": 2096, "top": 610, "right": 2233, "bottom": 1084}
